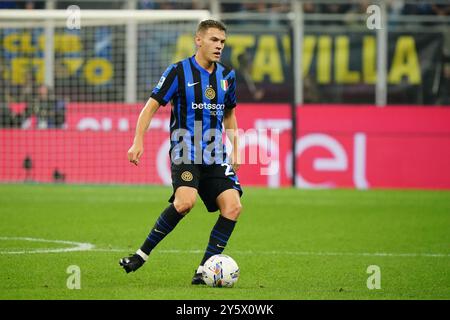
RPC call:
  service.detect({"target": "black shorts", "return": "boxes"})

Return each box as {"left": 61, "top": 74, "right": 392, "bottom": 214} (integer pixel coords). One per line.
{"left": 168, "top": 163, "right": 243, "bottom": 212}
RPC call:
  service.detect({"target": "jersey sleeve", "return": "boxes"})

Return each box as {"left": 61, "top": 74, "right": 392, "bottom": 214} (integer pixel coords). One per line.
{"left": 150, "top": 63, "right": 178, "bottom": 106}
{"left": 224, "top": 70, "right": 237, "bottom": 110}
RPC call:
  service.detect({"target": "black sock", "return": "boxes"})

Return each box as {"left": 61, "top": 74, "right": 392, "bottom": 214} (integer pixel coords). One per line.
{"left": 200, "top": 215, "right": 237, "bottom": 266}
{"left": 140, "top": 204, "right": 184, "bottom": 256}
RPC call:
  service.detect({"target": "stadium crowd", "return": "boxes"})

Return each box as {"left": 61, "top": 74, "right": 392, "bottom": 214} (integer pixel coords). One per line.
{"left": 0, "top": 1, "right": 449, "bottom": 17}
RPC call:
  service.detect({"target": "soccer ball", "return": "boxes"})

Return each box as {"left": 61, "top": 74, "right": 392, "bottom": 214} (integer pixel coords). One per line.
{"left": 202, "top": 254, "right": 240, "bottom": 288}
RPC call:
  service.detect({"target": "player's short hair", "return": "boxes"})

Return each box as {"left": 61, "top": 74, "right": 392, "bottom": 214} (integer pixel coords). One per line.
{"left": 197, "top": 19, "right": 227, "bottom": 34}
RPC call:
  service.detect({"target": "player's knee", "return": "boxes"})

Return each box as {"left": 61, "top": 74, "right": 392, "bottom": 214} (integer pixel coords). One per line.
{"left": 174, "top": 198, "right": 196, "bottom": 215}
{"left": 221, "top": 203, "right": 242, "bottom": 220}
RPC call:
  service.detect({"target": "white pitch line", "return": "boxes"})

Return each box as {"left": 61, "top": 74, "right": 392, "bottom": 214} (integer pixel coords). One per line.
{"left": 91, "top": 248, "right": 450, "bottom": 258}
{"left": 1, "top": 237, "right": 448, "bottom": 258}
{"left": 0, "top": 237, "right": 95, "bottom": 254}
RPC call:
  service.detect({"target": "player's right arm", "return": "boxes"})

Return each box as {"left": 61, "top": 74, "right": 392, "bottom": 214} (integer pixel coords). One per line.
{"left": 127, "top": 97, "right": 160, "bottom": 166}
{"left": 128, "top": 63, "right": 178, "bottom": 166}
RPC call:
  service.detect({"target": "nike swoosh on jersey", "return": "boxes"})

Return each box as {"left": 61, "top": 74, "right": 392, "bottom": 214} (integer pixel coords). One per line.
{"left": 216, "top": 244, "right": 226, "bottom": 249}
{"left": 187, "top": 82, "right": 199, "bottom": 87}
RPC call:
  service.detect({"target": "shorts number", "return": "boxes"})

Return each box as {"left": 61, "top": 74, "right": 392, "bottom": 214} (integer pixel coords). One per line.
{"left": 221, "top": 163, "right": 234, "bottom": 176}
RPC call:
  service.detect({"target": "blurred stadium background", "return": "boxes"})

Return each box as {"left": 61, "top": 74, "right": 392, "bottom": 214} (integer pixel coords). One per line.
{"left": 0, "top": 0, "right": 450, "bottom": 188}
{"left": 0, "top": 0, "right": 449, "bottom": 300}
{"left": 0, "top": 0, "right": 449, "bottom": 188}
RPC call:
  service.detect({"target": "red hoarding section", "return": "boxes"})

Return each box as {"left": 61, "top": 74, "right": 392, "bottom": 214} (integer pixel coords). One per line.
{"left": 294, "top": 105, "right": 450, "bottom": 189}
{"left": 1, "top": 103, "right": 449, "bottom": 189}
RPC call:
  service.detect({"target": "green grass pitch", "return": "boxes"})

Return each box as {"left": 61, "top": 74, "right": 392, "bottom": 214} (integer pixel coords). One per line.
{"left": 0, "top": 184, "right": 449, "bottom": 300}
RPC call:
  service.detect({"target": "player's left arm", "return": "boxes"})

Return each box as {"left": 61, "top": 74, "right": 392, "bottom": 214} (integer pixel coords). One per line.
{"left": 224, "top": 108, "right": 240, "bottom": 172}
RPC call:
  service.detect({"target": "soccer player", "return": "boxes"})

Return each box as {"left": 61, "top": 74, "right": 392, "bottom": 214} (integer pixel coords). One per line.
{"left": 119, "top": 20, "right": 243, "bottom": 285}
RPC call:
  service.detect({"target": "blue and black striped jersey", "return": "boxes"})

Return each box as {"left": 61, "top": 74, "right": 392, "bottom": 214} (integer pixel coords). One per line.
{"left": 150, "top": 55, "right": 237, "bottom": 165}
